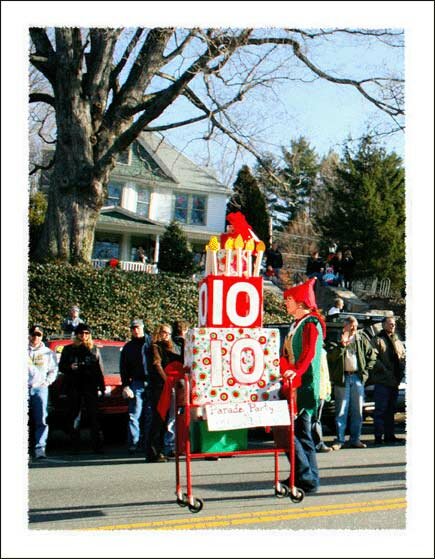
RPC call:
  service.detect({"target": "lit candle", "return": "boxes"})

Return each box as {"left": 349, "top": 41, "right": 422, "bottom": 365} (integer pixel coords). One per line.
{"left": 245, "top": 238, "right": 255, "bottom": 277}
{"left": 224, "top": 237, "right": 234, "bottom": 276}
{"left": 234, "top": 234, "right": 244, "bottom": 276}
{"left": 253, "top": 241, "right": 266, "bottom": 276}
{"left": 209, "top": 236, "right": 220, "bottom": 275}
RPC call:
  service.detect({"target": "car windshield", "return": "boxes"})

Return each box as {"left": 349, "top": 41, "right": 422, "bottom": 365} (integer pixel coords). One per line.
{"left": 99, "top": 345, "right": 123, "bottom": 376}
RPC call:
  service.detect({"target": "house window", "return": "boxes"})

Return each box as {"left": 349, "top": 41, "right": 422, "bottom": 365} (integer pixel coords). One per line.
{"left": 136, "top": 188, "right": 150, "bottom": 217}
{"left": 104, "top": 182, "right": 122, "bottom": 207}
{"left": 92, "top": 235, "right": 120, "bottom": 260}
{"left": 174, "top": 193, "right": 206, "bottom": 225}
{"left": 116, "top": 147, "right": 131, "bottom": 165}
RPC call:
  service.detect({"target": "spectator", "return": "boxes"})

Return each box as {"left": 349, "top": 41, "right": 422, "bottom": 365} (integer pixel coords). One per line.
{"left": 330, "top": 250, "right": 344, "bottom": 286}
{"left": 322, "top": 264, "right": 339, "bottom": 286}
{"left": 120, "top": 318, "right": 153, "bottom": 456}
{"left": 58, "top": 324, "right": 105, "bottom": 454}
{"left": 265, "top": 242, "right": 284, "bottom": 284}
{"left": 306, "top": 250, "right": 324, "bottom": 282}
{"left": 277, "top": 278, "right": 326, "bottom": 494}
{"left": 172, "top": 319, "right": 190, "bottom": 361}
{"left": 371, "top": 317, "right": 406, "bottom": 445}
{"left": 28, "top": 325, "right": 58, "bottom": 459}
{"left": 327, "top": 316, "right": 377, "bottom": 450}
{"left": 148, "top": 324, "right": 183, "bottom": 463}
{"left": 327, "top": 297, "right": 345, "bottom": 316}
{"left": 61, "top": 305, "right": 84, "bottom": 336}
{"left": 341, "top": 250, "right": 355, "bottom": 290}
{"left": 136, "top": 246, "right": 147, "bottom": 264}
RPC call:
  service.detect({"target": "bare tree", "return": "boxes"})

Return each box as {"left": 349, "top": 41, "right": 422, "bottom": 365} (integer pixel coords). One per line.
{"left": 29, "top": 27, "right": 404, "bottom": 263}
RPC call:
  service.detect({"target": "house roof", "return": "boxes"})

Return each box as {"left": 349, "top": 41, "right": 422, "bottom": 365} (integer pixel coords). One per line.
{"left": 136, "top": 132, "right": 232, "bottom": 194}
{"left": 99, "top": 207, "right": 162, "bottom": 226}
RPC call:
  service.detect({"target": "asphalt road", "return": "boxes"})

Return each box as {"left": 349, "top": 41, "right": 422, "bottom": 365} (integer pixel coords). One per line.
{"left": 28, "top": 419, "right": 406, "bottom": 532}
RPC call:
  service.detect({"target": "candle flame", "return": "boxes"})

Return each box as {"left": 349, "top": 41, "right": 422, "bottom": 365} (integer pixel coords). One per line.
{"left": 245, "top": 239, "right": 255, "bottom": 251}
{"left": 256, "top": 241, "right": 266, "bottom": 252}
{"left": 209, "top": 236, "right": 220, "bottom": 251}
{"left": 234, "top": 234, "right": 244, "bottom": 250}
{"left": 224, "top": 237, "right": 234, "bottom": 250}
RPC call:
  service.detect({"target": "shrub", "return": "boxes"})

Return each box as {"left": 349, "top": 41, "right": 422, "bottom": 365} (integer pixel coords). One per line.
{"left": 28, "top": 263, "right": 289, "bottom": 339}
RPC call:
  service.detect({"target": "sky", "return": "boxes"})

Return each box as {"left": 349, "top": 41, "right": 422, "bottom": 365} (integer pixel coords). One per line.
{"left": 1, "top": 2, "right": 434, "bottom": 558}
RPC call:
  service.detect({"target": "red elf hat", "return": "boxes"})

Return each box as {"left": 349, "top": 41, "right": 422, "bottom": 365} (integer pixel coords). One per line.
{"left": 283, "top": 277, "right": 317, "bottom": 309}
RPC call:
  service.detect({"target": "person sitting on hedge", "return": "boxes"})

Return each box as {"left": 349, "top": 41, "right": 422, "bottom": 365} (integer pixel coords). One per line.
{"left": 61, "top": 305, "right": 84, "bottom": 336}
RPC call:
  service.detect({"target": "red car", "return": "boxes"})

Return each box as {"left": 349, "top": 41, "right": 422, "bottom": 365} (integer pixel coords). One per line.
{"left": 47, "top": 338, "right": 127, "bottom": 437}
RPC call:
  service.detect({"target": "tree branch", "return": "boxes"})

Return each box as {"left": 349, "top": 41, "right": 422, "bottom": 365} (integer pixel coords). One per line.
{"left": 29, "top": 92, "right": 55, "bottom": 107}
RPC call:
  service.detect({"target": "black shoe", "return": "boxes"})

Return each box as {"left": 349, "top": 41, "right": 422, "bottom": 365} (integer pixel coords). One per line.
{"left": 146, "top": 453, "right": 168, "bottom": 463}
{"left": 128, "top": 446, "right": 137, "bottom": 455}
{"left": 384, "top": 436, "right": 405, "bottom": 445}
{"left": 374, "top": 438, "right": 384, "bottom": 446}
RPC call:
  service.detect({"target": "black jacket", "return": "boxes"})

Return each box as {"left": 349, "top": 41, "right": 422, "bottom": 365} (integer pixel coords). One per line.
{"left": 120, "top": 335, "right": 153, "bottom": 387}
{"left": 265, "top": 248, "right": 283, "bottom": 270}
{"left": 59, "top": 343, "right": 105, "bottom": 393}
{"left": 306, "top": 257, "right": 324, "bottom": 275}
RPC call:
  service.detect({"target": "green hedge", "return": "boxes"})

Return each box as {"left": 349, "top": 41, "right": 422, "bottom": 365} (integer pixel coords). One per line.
{"left": 28, "top": 263, "right": 289, "bottom": 340}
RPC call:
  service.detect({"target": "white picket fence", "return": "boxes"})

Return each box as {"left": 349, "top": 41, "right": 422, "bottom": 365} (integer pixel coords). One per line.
{"left": 91, "top": 259, "right": 157, "bottom": 274}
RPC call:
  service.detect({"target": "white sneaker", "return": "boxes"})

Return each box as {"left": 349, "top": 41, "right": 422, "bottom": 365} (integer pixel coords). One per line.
{"left": 35, "top": 448, "right": 46, "bottom": 459}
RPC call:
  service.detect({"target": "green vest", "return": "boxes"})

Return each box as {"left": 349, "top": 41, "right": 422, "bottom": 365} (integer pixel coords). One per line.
{"left": 289, "top": 315, "right": 323, "bottom": 416}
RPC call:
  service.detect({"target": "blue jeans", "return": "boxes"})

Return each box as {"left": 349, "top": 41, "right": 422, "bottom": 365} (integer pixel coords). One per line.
{"left": 294, "top": 410, "right": 320, "bottom": 492}
{"left": 128, "top": 380, "right": 153, "bottom": 449}
{"left": 163, "top": 389, "right": 176, "bottom": 454}
{"left": 373, "top": 384, "right": 399, "bottom": 440}
{"left": 334, "top": 374, "right": 365, "bottom": 444}
{"left": 29, "top": 386, "right": 49, "bottom": 451}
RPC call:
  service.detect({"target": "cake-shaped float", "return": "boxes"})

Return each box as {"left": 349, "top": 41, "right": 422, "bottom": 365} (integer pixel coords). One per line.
{"left": 184, "top": 213, "right": 282, "bottom": 412}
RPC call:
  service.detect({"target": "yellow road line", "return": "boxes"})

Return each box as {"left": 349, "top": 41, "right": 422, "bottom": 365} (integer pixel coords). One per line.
{"left": 87, "top": 497, "right": 406, "bottom": 531}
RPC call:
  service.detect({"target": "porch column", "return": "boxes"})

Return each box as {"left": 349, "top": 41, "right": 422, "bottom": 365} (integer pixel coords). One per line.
{"left": 153, "top": 234, "right": 160, "bottom": 265}
{"left": 120, "top": 233, "right": 130, "bottom": 261}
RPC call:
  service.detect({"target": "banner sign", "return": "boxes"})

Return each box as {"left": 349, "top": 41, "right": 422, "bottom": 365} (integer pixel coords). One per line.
{"left": 206, "top": 400, "right": 290, "bottom": 431}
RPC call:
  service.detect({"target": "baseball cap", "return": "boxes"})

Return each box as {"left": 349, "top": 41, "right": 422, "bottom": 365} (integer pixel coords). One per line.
{"left": 29, "top": 324, "right": 43, "bottom": 336}
{"left": 130, "top": 318, "right": 144, "bottom": 328}
{"left": 75, "top": 323, "right": 92, "bottom": 334}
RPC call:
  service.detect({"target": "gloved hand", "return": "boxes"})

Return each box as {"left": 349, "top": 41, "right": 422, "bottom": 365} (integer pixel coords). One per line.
{"left": 122, "top": 386, "right": 134, "bottom": 399}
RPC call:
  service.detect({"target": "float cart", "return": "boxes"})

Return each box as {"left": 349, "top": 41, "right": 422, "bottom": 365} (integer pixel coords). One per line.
{"left": 174, "top": 372, "right": 305, "bottom": 513}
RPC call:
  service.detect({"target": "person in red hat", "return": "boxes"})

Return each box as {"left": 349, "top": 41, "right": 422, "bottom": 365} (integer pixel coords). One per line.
{"left": 277, "top": 277, "right": 326, "bottom": 494}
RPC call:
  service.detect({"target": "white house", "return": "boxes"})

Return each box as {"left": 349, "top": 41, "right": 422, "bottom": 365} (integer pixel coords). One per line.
{"left": 43, "top": 132, "right": 232, "bottom": 269}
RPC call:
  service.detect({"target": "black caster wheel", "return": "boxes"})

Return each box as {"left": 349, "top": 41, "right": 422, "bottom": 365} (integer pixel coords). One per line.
{"left": 275, "top": 484, "right": 289, "bottom": 498}
{"left": 188, "top": 498, "right": 204, "bottom": 513}
{"left": 176, "top": 493, "right": 189, "bottom": 507}
{"left": 289, "top": 487, "right": 305, "bottom": 503}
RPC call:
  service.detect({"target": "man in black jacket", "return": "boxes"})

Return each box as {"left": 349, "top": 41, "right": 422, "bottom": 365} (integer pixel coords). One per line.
{"left": 265, "top": 242, "right": 284, "bottom": 284}
{"left": 58, "top": 324, "right": 105, "bottom": 453}
{"left": 120, "top": 318, "right": 153, "bottom": 455}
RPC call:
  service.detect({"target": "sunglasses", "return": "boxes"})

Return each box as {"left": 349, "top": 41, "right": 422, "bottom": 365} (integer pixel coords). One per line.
{"left": 78, "top": 331, "right": 90, "bottom": 335}
{"left": 31, "top": 332, "right": 42, "bottom": 337}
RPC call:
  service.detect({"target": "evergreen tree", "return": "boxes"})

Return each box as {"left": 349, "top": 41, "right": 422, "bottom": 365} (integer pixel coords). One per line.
{"left": 158, "top": 221, "right": 195, "bottom": 276}
{"left": 281, "top": 137, "right": 320, "bottom": 220}
{"left": 254, "top": 155, "right": 293, "bottom": 233}
{"left": 319, "top": 137, "right": 405, "bottom": 291}
{"left": 227, "top": 165, "right": 271, "bottom": 245}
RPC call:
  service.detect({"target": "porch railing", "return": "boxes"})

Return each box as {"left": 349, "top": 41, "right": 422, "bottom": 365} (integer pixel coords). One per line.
{"left": 91, "top": 259, "right": 157, "bottom": 273}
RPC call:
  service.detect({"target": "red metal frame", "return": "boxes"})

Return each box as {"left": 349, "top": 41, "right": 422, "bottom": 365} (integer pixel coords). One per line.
{"left": 174, "top": 371, "right": 302, "bottom": 512}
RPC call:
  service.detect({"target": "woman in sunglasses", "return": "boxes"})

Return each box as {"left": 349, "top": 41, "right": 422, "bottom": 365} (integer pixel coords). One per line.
{"left": 28, "top": 324, "right": 58, "bottom": 459}
{"left": 58, "top": 323, "right": 106, "bottom": 454}
{"left": 147, "top": 324, "right": 183, "bottom": 462}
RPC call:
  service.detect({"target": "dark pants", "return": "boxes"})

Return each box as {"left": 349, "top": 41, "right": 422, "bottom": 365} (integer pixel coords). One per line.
{"left": 67, "top": 387, "right": 102, "bottom": 451}
{"left": 373, "top": 384, "right": 399, "bottom": 441}
{"left": 292, "top": 410, "right": 320, "bottom": 492}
